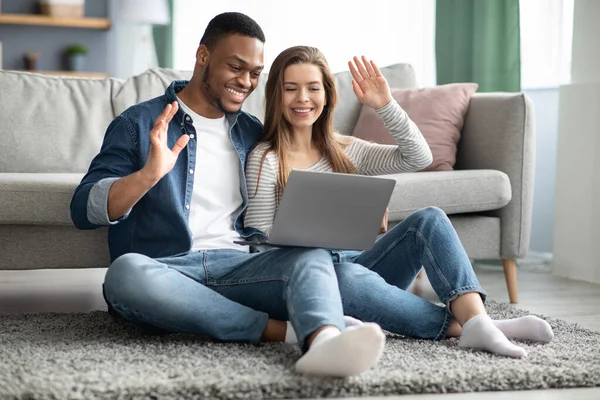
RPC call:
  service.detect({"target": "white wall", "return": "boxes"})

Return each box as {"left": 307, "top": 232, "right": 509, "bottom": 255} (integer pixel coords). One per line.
{"left": 523, "top": 88, "right": 559, "bottom": 256}
{"left": 519, "top": 0, "right": 573, "bottom": 262}
{"left": 172, "top": 0, "right": 436, "bottom": 85}
{"left": 570, "top": 0, "right": 600, "bottom": 83}
{"left": 553, "top": 0, "right": 600, "bottom": 283}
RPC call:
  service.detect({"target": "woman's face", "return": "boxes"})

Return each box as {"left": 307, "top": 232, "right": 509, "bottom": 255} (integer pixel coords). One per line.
{"left": 281, "top": 63, "right": 326, "bottom": 132}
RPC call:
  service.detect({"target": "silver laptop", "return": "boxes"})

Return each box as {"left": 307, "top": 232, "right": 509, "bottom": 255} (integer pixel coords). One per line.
{"left": 235, "top": 170, "right": 396, "bottom": 251}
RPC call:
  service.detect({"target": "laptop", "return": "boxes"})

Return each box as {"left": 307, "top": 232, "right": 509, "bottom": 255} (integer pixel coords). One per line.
{"left": 235, "top": 170, "right": 396, "bottom": 251}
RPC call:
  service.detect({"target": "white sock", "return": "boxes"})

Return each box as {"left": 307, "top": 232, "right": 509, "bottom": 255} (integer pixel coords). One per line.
{"left": 284, "top": 316, "right": 364, "bottom": 344}
{"left": 494, "top": 315, "right": 554, "bottom": 343}
{"left": 343, "top": 315, "right": 364, "bottom": 327}
{"left": 295, "top": 323, "right": 385, "bottom": 377}
{"left": 458, "top": 314, "right": 527, "bottom": 358}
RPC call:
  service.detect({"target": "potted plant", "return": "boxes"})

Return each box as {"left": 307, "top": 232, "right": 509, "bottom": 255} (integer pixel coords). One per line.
{"left": 23, "top": 51, "right": 41, "bottom": 71}
{"left": 65, "top": 43, "right": 87, "bottom": 71}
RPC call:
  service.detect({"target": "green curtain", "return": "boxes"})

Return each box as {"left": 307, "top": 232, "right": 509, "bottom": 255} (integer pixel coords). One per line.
{"left": 435, "top": 0, "right": 521, "bottom": 92}
{"left": 153, "top": 0, "right": 174, "bottom": 69}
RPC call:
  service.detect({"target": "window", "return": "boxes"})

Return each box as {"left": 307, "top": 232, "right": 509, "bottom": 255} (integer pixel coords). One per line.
{"left": 520, "top": 0, "right": 574, "bottom": 89}
{"left": 172, "top": 0, "right": 436, "bottom": 86}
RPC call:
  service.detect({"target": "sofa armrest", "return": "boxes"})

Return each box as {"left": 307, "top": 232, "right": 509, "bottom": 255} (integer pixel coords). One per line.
{"left": 455, "top": 93, "right": 536, "bottom": 259}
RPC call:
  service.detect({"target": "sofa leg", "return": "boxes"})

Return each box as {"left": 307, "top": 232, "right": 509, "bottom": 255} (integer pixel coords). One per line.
{"left": 502, "top": 259, "right": 519, "bottom": 304}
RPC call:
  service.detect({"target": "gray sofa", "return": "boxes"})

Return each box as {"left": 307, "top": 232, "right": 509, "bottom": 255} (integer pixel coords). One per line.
{"left": 0, "top": 64, "right": 535, "bottom": 303}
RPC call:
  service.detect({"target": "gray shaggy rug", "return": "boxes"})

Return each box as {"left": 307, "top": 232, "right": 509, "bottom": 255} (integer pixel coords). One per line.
{"left": 0, "top": 300, "right": 599, "bottom": 399}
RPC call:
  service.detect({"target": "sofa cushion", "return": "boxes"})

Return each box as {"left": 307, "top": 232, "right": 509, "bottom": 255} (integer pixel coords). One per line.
{"left": 384, "top": 169, "right": 511, "bottom": 221}
{"left": 0, "top": 71, "right": 121, "bottom": 173}
{"left": 333, "top": 63, "right": 419, "bottom": 135}
{"left": 110, "top": 64, "right": 418, "bottom": 136}
{"left": 352, "top": 83, "right": 478, "bottom": 171}
{"left": 0, "top": 173, "right": 83, "bottom": 225}
{"left": 112, "top": 68, "right": 193, "bottom": 116}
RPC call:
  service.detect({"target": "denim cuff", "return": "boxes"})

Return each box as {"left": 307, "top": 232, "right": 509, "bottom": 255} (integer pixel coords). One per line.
{"left": 434, "top": 307, "right": 454, "bottom": 340}
{"left": 443, "top": 285, "right": 489, "bottom": 317}
{"left": 87, "top": 177, "right": 131, "bottom": 225}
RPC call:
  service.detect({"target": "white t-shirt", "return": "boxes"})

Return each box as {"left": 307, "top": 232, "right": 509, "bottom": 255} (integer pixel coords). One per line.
{"left": 177, "top": 98, "right": 248, "bottom": 252}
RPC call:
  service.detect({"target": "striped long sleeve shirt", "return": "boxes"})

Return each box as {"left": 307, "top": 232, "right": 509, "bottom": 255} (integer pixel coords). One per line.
{"left": 244, "top": 100, "right": 433, "bottom": 236}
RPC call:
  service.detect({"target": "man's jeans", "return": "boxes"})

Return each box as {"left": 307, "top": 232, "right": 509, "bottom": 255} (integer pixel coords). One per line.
{"left": 103, "top": 247, "right": 344, "bottom": 349}
{"left": 103, "top": 206, "right": 486, "bottom": 344}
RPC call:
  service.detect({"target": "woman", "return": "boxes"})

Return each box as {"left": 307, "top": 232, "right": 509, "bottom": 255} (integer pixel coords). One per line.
{"left": 245, "top": 46, "right": 554, "bottom": 358}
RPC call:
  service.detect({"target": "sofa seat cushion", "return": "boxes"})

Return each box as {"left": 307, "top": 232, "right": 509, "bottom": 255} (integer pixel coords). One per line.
{"left": 384, "top": 169, "right": 511, "bottom": 221}
{"left": 0, "top": 169, "right": 511, "bottom": 227}
{"left": 0, "top": 173, "right": 83, "bottom": 225}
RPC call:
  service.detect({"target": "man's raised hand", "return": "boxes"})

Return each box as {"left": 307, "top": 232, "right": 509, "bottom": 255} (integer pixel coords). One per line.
{"left": 142, "top": 101, "right": 190, "bottom": 184}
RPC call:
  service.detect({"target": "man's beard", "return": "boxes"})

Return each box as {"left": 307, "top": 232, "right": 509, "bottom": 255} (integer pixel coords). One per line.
{"left": 201, "top": 64, "right": 228, "bottom": 113}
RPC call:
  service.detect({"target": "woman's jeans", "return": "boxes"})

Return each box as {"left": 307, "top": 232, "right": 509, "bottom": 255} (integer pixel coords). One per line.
{"left": 103, "top": 206, "right": 486, "bottom": 344}
{"left": 333, "top": 206, "right": 486, "bottom": 340}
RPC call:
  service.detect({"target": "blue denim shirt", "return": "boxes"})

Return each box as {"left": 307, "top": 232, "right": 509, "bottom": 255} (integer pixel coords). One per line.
{"left": 70, "top": 81, "right": 264, "bottom": 262}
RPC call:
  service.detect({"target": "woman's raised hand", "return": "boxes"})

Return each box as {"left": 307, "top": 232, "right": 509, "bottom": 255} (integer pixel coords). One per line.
{"left": 348, "top": 56, "right": 393, "bottom": 110}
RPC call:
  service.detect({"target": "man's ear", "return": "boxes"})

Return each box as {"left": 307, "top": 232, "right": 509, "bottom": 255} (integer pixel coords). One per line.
{"left": 196, "top": 44, "right": 210, "bottom": 67}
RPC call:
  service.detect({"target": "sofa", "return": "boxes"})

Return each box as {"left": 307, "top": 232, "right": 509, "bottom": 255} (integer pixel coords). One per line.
{"left": 0, "top": 64, "right": 535, "bottom": 303}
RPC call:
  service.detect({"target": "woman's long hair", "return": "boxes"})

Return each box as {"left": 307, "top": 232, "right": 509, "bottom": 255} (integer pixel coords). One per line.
{"left": 256, "top": 46, "right": 357, "bottom": 199}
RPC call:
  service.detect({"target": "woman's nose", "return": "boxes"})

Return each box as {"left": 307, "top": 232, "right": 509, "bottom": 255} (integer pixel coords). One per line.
{"left": 297, "top": 89, "right": 309, "bottom": 102}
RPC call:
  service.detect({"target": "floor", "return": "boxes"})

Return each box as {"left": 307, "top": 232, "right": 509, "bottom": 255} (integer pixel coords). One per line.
{"left": 1, "top": 263, "right": 599, "bottom": 399}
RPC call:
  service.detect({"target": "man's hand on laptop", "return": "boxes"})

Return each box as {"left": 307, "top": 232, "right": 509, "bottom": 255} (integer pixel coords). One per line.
{"left": 379, "top": 208, "right": 389, "bottom": 234}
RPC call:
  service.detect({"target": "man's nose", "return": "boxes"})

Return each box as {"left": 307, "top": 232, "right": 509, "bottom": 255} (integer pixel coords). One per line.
{"left": 237, "top": 72, "right": 251, "bottom": 88}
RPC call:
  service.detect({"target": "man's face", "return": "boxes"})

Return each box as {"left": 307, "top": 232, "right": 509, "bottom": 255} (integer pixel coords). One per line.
{"left": 199, "top": 34, "right": 264, "bottom": 113}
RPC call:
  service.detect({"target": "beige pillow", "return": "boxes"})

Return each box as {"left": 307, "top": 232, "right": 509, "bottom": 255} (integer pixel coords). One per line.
{"left": 351, "top": 83, "right": 478, "bottom": 171}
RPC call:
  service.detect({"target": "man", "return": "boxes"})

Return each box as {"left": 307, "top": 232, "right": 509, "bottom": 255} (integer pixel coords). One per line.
{"left": 70, "top": 12, "right": 385, "bottom": 377}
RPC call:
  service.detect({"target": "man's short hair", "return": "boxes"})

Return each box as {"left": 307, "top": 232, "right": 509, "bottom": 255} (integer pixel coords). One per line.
{"left": 200, "top": 12, "right": 265, "bottom": 50}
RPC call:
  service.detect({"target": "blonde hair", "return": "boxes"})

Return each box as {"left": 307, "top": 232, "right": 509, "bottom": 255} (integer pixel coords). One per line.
{"left": 256, "top": 46, "right": 356, "bottom": 198}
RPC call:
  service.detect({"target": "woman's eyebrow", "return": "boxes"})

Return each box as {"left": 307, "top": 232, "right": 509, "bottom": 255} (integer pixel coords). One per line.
{"left": 283, "top": 81, "right": 321, "bottom": 85}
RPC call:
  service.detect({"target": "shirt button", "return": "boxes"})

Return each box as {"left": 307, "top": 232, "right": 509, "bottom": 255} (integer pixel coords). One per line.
{"left": 185, "top": 204, "right": 190, "bottom": 210}
{"left": 185, "top": 115, "right": 191, "bottom": 122}
{"left": 189, "top": 134, "right": 195, "bottom": 139}
{"left": 189, "top": 169, "right": 194, "bottom": 174}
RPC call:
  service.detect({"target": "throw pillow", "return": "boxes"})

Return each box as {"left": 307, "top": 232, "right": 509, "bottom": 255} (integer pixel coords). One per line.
{"left": 351, "top": 83, "right": 478, "bottom": 171}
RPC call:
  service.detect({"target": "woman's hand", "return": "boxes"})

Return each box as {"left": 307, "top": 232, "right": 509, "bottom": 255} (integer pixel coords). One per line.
{"left": 348, "top": 56, "right": 393, "bottom": 110}
{"left": 379, "top": 208, "right": 389, "bottom": 234}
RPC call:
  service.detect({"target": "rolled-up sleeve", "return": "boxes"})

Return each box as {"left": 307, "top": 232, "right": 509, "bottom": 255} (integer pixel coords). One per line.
{"left": 70, "top": 116, "right": 139, "bottom": 230}
{"left": 87, "top": 177, "right": 132, "bottom": 225}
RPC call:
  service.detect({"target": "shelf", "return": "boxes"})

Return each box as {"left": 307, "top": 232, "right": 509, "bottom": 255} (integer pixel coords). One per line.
{"left": 17, "top": 70, "right": 109, "bottom": 78}
{"left": 0, "top": 13, "right": 110, "bottom": 29}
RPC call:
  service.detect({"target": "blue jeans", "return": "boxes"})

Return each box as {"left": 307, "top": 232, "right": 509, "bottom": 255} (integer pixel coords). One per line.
{"left": 333, "top": 206, "right": 487, "bottom": 340}
{"left": 103, "top": 247, "right": 344, "bottom": 349}
{"left": 103, "top": 206, "right": 485, "bottom": 344}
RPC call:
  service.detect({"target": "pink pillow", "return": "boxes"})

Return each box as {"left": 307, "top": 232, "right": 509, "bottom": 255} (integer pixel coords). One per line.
{"left": 351, "top": 83, "right": 478, "bottom": 171}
